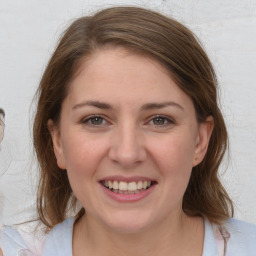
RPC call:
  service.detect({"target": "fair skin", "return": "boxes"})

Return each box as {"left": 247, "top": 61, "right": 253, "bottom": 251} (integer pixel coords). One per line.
{"left": 49, "top": 47, "right": 213, "bottom": 256}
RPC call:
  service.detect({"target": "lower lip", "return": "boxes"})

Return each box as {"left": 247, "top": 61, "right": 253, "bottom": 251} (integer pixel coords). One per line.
{"left": 100, "top": 183, "right": 156, "bottom": 202}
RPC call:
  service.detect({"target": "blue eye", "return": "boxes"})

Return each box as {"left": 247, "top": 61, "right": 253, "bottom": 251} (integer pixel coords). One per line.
{"left": 82, "top": 115, "right": 107, "bottom": 126}
{"left": 149, "top": 116, "right": 174, "bottom": 126}
{"left": 90, "top": 116, "right": 104, "bottom": 125}
{"left": 152, "top": 117, "right": 166, "bottom": 125}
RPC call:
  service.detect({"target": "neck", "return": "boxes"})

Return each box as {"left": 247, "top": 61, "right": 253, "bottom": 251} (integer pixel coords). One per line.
{"left": 73, "top": 212, "right": 204, "bottom": 256}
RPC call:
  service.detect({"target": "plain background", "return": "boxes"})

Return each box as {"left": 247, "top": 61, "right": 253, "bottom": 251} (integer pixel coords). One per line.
{"left": 0, "top": 0, "right": 256, "bottom": 226}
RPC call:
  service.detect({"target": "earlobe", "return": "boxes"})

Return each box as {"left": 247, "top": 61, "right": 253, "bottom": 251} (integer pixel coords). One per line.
{"left": 193, "top": 116, "right": 214, "bottom": 167}
{"left": 47, "top": 119, "right": 66, "bottom": 169}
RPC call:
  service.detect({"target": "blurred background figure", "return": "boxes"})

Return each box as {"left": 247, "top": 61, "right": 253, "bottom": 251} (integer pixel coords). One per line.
{"left": 0, "top": 108, "right": 5, "bottom": 226}
{"left": 0, "top": 108, "right": 8, "bottom": 175}
{"left": 0, "top": 108, "right": 4, "bottom": 146}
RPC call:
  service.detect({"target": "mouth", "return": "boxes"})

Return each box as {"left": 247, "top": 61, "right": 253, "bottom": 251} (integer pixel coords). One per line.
{"left": 100, "top": 180, "right": 157, "bottom": 194}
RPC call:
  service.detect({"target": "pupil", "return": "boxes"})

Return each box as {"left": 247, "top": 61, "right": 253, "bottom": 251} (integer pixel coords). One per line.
{"left": 91, "top": 117, "right": 103, "bottom": 125}
{"left": 154, "top": 117, "right": 164, "bottom": 125}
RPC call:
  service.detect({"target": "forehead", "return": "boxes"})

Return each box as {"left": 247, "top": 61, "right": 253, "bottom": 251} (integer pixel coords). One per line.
{"left": 72, "top": 49, "right": 169, "bottom": 91}
{"left": 74, "top": 47, "right": 170, "bottom": 82}
{"left": 65, "top": 47, "right": 194, "bottom": 111}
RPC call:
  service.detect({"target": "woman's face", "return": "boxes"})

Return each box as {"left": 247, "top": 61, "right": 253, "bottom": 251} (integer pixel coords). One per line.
{"left": 50, "top": 48, "right": 213, "bottom": 233}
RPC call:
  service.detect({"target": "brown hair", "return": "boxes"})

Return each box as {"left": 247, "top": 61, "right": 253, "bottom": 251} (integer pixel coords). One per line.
{"left": 33, "top": 6, "right": 233, "bottom": 228}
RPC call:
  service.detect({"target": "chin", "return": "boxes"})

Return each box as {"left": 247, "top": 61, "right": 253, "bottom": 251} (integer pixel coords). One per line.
{"left": 102, "top": 211, "right": 155, "bottom": 234}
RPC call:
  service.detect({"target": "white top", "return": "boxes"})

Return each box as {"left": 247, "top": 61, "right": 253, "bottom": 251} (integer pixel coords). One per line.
{"left": 1, "top": 217, "right": 256, "bottom": 255}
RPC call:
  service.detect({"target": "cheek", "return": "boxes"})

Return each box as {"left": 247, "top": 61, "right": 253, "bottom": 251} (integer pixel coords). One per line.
{"left": 150, "top": 134, "right": 196, "bottom": 189}
{"left": 62, "top": 133, "right": 103, "bottom": 167}
{"left": 61, "top": 135, "right": 107, "bottom": 187}
{"left": 153, "top": 133, "right": 196, "bottom": 168}
{"left": 62, "top": 136, "right": 108, "bottom": 207}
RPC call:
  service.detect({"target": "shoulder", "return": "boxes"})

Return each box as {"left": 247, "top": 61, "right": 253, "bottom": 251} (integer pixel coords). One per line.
{"left": 223, "top": 218, "right": 256, "bottom": 254}
{"left": 0, "top": 225, "right": 27, "bottom": 254}
{"left": 44, "top": 217, "right": 75, "bottom": 241}
{"left": 50, "top": 217, "right": 75, "bottom": 234}
{"left": 225, "top": 218, "right": 256, "bottom": 237}
{"left": 0, "top": 223, "right": 47, "bottom": 255}
{"left": 0, "top": 218, "right": 74, "bottom": 255}
{"left": 41, "top": 217, "right": 74, "bottom": 254}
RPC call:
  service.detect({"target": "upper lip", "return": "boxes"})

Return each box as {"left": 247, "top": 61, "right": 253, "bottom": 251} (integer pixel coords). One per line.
{"left": 99, "top": 175, "right": 157, "bottom": 183}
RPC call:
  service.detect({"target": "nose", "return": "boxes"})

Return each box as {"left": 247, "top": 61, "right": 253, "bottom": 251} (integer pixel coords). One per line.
{"left": 108, "top": 123, "right": 147, "bottom": 169}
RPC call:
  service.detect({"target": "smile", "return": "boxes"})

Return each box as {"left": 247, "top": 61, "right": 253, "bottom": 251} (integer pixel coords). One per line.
{"left": 101, "top": 180, "right": 156, "bottom": 194}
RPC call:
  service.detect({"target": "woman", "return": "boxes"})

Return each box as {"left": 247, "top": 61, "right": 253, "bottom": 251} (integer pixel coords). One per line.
{"left": 1, "top": 6, "right": 255, "bottom": 256}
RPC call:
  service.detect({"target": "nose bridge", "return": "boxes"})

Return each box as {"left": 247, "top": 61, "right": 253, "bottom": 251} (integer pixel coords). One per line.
{"left": 108, "top": 120, "right": 147, "bottom": 167}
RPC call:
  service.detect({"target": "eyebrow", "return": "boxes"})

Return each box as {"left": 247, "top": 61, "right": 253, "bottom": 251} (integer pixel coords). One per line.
{"left": 72, "top": 100, "right": 184, "bottom": 111}
{"left": 72, "top": 101, "right": 112, "bottom": 110}
{"left": 140, "top": 102, "right": 184, "bottom": 111}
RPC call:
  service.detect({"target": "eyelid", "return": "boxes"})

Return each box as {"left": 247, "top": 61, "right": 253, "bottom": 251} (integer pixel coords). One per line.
{"left": 146, "top": 115, "right": 175, "bottom": 126}
{"left": 80, "top": 114, "right": 175, "bottom": 127}
{"left": 81, "top": 114, "right": 110, "bottom": 126}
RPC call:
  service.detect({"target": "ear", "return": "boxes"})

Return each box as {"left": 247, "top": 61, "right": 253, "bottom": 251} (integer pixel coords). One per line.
{"left": 47, "top": 119, "right": 66, "bottom": 169}
{"left": 193, "top": 116, "right": 214, "bottom": 167}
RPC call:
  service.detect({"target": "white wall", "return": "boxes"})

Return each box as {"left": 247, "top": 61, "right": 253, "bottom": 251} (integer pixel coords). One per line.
{"left": 0, "top": 0, "right": 256, "bottom": 225}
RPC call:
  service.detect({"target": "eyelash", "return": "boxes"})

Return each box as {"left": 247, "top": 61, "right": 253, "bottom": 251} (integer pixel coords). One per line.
{"left": 147, "top": 115, "right": 175, "bottom": 127}
{"left": 81, "top": 115, "right": 175, "bottom": 128}
{"left": 81, "top": 115, "right": 109, "bottom": 127}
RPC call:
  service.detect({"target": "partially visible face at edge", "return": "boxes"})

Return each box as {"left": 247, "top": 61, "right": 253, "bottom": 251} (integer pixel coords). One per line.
{"left": 48, "top": 47, "right": 213, "bottom": 233}
{"left": 0, "top": 110, "right": 4, "bottom": 143}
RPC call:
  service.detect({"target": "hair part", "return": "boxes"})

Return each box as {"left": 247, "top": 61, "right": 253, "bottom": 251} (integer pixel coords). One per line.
{"left": 34, "top": 6, "right": 233, "bottom": 229}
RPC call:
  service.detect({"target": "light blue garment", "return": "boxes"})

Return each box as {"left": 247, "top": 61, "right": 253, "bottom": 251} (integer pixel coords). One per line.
{"left": 1, "top": 218, "right": 74, "bottom": 256}
{"left": 41, "top": 217, "right": 74, "bottom": 256}
{"left": 1, "top": 217, "right": 256, "bottom": 255}
{"left": 224, "top": 218, "right": 256, "bottom": 255}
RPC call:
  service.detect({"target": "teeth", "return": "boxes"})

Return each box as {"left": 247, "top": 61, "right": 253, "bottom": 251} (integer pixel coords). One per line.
{"left": 128, "top": 182, "right": 137, "bottom": 191}
{"left": 137, "top": 181, "right": 143, "bottom": 189}
{"left": 103, "top": 180, "right": 154, "bottom": 192}
{"left": 119, "top": 181, "right": 128, "bottom": 191}
{"left": 108, "top": 181, "right": 113, "bottom": 189}
{"left": 113, "top": 181, "right": 119, "bottom": 190}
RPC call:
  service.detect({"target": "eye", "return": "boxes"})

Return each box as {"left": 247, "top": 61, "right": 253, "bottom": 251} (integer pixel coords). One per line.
{"left": 148, "top": 115, "right": 174, "bottom": 126}
{"left": 82, "top": 115, "right": 108, "bottom": 126}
